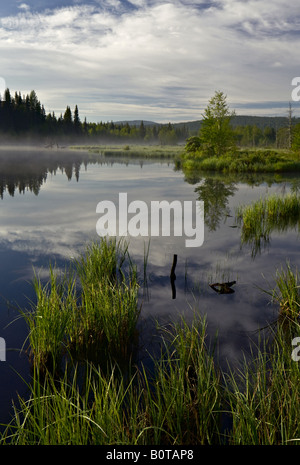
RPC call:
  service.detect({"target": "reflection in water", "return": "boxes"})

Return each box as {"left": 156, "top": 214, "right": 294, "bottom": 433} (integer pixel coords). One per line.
{"left": 0, "top": 148, "right": 88, "bottom": 197}
{"left": 0, "top": 148, "right": 162, "bottom": 199}
{"left": 0, "top": 148, "right": 300, "bottom": 427}
{"left": 194, "top": 178, "right": 237, "bottom": 231}
{"left": 182, "top": 169, "right": 300, "bottom": 256}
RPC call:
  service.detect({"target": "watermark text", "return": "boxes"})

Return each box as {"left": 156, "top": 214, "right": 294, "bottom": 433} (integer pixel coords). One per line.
{"left": 96, "top": 193, "right": 204, "bottom": 248}
{"left": 291, "top": 77, "right": 300, "bottom": 101}
{"left": 0, "top": 338, "right": 6, "bottom": 362}
{"left": 291, "top": 337, "right": 300, "bottom": 361}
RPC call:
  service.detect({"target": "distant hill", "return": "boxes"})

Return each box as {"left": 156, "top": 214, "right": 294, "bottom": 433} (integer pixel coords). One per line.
{"left": 116, "top": 115, "right": 300, "bottom": 134}
{"left": 173, "top": 115, "right": 300, "bottom": 133}
{"left": 114, "top": 120, "right": 160, "bottom": 127}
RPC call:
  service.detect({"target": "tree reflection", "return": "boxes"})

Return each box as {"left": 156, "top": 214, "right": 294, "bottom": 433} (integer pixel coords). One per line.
{"left": 194, "top": 178, "right": 237, "bottom": 231}
{"left": 0, "top": 149, "right": 113, "bottom": 198}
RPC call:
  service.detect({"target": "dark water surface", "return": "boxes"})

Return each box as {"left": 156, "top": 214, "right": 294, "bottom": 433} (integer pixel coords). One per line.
{"left": 0, "top": 146, "right": 299, "bottom": 425}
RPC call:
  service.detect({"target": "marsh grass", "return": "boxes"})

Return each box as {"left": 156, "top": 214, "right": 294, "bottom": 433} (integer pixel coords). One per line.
{"left": 0, "top": 363, "right": 147, "bottom": 445}
{"left": 21, "top": 265, "right": 78, "bottom": 372}
{"left": 235, "top": 192, "right": 300, "bottom": 256}
{"left": 264, "top": 262, "right": 300, "bottom": 321}
{"left": 0, "top": 314, "right": 223, "bottom": 445}
{"left": 4, "top": 248, "right": 300, "bottom": 445}
{"left": 224, "top": 320, "right": 300, "bottom": 445}
{"left": 71, "top": 144, "right": 182, "bottom": 159}
{"left": 142, "top": 315, "right": 222, "bottom": 445}
{"left": 3, "top": 301, "right": 300, "bottom": 445}
{"left": 22, "top": 238, "right": 141, "bottom": 373}
{"left": 180, "top": 149, "right": 300, "bottom": 173}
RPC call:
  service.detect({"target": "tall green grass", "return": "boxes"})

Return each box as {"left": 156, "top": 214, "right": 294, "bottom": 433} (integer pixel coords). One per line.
{"left": 3, "top": 247, "right": 300, "bottom": 445}
{"left": 142, "top": 315, "right": 222, "bottom": 445}
{"left": 263, "top": 262, "right": 300, "bottom": 321}
{"left": 21, "top": 265, "right": 78, "bottom": 372}
{"left": 0, "top": 363, "right": 146, "bottom": 445}
{"left": 3, "top": 314, "right": 300, "bottom": 445}
{"left": 235, "top": 192, "right": 300, "bottom": 256}
{"left": 225, "top": 320, "right": 300, "bottom": 445}
{"left": 22, "top": 238, "right": 141, "bottom": 373}
{"left": 5, "top": 307, "right": 300, "bottom": 445}
{"left": 0, "top": 314, "right": 223, "bottom": 445}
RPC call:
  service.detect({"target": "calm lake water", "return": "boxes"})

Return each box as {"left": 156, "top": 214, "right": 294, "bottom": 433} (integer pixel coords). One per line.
{"left": 0, "top": 146, "right": 299, "bottom": 425}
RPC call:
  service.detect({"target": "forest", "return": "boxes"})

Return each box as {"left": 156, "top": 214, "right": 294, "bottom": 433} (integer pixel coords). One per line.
{"left": 0, "top": 87, "right": 299, "bottom": 148}
{"left": 0, "top": 88, "right": 188, "bottom": 145}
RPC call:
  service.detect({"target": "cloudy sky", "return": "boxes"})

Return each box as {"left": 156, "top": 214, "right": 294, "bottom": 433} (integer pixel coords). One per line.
{"left": 0, "top": 0, "right": 299, "bottom": 123}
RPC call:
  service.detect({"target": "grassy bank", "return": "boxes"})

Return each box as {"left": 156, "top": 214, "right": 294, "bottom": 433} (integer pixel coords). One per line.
{"left": 70, "top": 144, "right": 183, "bottom": 159}
{"left": 1, "top": 239, "right": 300, "bottom": 444}
{"left": 179, "top": 148, "right": 300, "bottom": 173}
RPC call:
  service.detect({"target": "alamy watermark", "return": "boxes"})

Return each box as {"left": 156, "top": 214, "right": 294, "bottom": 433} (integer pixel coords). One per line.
{"left": 96, "top": 193, "right": 204, "bottom": 248}
{"left": 291, "top": 337, "right": 300, "bottom": 361}
{"left": 291, "top": 77, "right": 300, "bottom": 101}
{"left": 0, "top": 338, "right": 6, "bottom": 362}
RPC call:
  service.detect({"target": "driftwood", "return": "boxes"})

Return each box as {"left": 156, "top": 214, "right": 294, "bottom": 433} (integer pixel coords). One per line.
{"left": 209, "top": 280, "right": 236, "bottom": 294}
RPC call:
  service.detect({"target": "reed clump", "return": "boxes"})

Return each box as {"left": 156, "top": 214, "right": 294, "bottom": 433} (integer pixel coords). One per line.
{"left": 235, "top": 192, "right": 300, "bottom": 256}
{"left": 0, "top": 314, "right": 223, "bottom": 445}
{"left": 22, "top": 238, "right": 141, "bottom": 373}
{"left": 224, "top": 320, "right": 300, "bottom": 445}
{"left": 142, "top": 315, "right": 222, "bottom": 445}
{"left": 266, "top": 262, "right": 300, "bottom": 321}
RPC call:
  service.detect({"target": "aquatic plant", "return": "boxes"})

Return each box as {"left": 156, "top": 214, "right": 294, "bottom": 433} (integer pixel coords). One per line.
{"left": 235, "top": 192, "right": 300, "bottom": 256}
{"left": 22, "top": 238, "right": 141, "bottom": 372}
{"left": 267, "top": 262, "right": 300, "bottom": 320}
{"left": 21, "top": 265, "right": 78, "bottom": 372}
{"left": 225, "top": 320, "right": 300, "bottom": 445}
{"left": 3, "top": 306, "right": 300, "bottom": 445}
{"left": 142, "top": 315, "right": 222, "bottom": 445}
{"left": 0, "top": 314, "right": 223, "bottom": 445}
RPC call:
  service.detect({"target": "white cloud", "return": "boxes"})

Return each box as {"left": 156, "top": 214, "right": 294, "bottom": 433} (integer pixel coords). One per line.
{"left": 17, "top": 3, "right": 30, "bottom": 11}
{"left": 0, "top": 0, "right": 299, "bottom": 122}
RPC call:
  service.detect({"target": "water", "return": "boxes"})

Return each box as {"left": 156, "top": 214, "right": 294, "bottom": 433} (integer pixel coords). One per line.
{"left": 0, "top": 146, "right": 299, "bottom": 425}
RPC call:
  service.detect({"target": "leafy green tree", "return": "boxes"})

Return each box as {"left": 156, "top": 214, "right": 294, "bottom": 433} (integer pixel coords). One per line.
{"left": 200, "top": 91, "right": 236, "bottom": 156}
{"left": 185, "top": 136, "right": 202, "bottom": 153}
{"left": 158, "top": 123, "right": 178, "bottom": 145}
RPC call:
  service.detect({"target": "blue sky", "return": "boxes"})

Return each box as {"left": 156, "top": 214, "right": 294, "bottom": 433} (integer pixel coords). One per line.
{"left": 0, "top": 0, "right": 299, "bottom": 123}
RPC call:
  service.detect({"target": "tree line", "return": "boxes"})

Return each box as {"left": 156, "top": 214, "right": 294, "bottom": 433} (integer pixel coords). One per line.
{"left": 1, "top": 87, "right": 299, "bottom": 149}
{"left": 0, "top": 88, "right": 189, "bottom": 144}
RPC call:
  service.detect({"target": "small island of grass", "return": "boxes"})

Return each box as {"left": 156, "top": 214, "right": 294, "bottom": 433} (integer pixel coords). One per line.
{"left": 177, "top": 91, "right": 300, "bottom": 174}
{"left": 179, "top": 147, "right": 300, "bottom": 173}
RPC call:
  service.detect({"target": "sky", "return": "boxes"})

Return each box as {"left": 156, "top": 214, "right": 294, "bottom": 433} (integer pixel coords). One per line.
{"left": 0, "top": 0, "right": 299, "bottom": 123}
